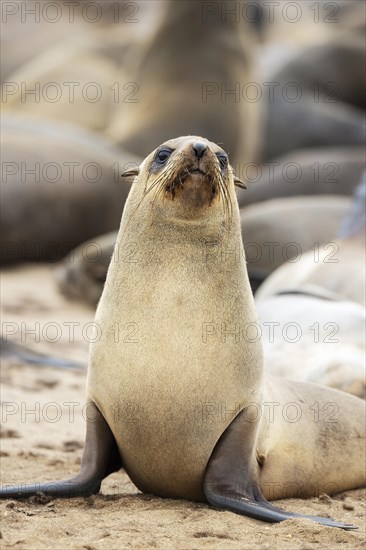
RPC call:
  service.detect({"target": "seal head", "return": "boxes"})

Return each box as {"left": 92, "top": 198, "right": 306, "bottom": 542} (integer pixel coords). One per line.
{"left": 121, "top": 135, "right": 245, "bottom": 229}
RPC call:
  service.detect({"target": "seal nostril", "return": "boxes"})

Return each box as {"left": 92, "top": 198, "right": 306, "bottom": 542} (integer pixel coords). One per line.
{"left": 193, "top": 142, "right": 207, "bottom": 159}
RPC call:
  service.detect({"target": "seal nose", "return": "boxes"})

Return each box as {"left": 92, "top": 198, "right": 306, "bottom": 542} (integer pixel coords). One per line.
{"left": 192, "top": 142, "right": 207, "bottom": 159}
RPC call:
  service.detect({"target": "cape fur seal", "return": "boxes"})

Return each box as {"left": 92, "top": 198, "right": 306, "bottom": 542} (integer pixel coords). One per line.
{"left": 256, "top": 293, "right": 365, "bottom": 399}
{"left": 1, "top": 1, "right": 141, "bottom": 83}
{"left": 107, "top": 0, "right": 261, "bottom": 165}
{"left": 3, "top": 32, "right": 131, "bottom": 133}
{"left": 1, "top": 2, "right": 88, "bottom": 82}
{"left": 55, "top": 231, "right": 117, "bottom": 307}
{"left": 235, "top": 147, "right": 365, "bottom": 208}
{"left": 0, "top": 115, "right": 141, "bottom": 263}
{"left": 1, "top": 137, "right": 364, "bottom": 530}
{"left": 241, "top": 195, "right": 351, "bottom": 283}
{"left": 256, "top": 177, "right": 366, "bottom": 306}
{"left": 258, "top": 22, "right": 365, "bottom": 161}
{"left": 254, "top": 178, "right": 365, "bottom": 397}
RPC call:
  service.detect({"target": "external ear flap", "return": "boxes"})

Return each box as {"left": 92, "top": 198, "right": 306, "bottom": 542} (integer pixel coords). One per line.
{"left": 121, "top": 167, "right": 140, "bottom": 178}
{"left": 234, "top": 176, "right": 247, "bottom": 190}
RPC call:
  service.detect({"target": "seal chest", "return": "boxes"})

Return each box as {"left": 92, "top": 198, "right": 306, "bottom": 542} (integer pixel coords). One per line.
{"left": 88, "top": 137, "right": 263, "bottom": 501}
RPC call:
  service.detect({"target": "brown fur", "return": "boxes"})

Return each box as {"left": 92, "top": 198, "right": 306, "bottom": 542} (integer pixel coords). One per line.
{"left": 87, "top": 136, "right": 365, "bottom": 502}
{"left": 88, "top": 136, "right": 263, "bottom": 500}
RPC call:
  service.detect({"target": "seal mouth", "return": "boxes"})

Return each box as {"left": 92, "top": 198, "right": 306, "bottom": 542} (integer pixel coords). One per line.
{"left": 190, "top": 169, "right": 207, "bottom": 175}
{"left": 165, "top": 167, "right": 217, "bottom": 202}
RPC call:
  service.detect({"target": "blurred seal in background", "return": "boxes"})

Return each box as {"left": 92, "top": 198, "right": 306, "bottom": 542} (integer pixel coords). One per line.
{"left": 0, "top": 115, "right": 141, "bottom": 263}
{"left": 255, "top": 177, "right": 366, "bottom": 398}
{"left": 107, "top": 0, "right": 262, "bottom": 166}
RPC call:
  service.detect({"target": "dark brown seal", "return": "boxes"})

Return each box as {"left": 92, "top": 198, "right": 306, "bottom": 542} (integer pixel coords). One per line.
{"left": 0, "top": 115, "right": 141, "bottom": 263}
{"left": 107, "top": 0, "right": 260, "bottom": 166}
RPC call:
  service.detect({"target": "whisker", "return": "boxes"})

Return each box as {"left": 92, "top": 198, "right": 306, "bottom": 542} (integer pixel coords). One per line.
{"left": 214, "top": 166, "right": 232, "bottom": 226}
{"left": 123, "top": 155, "right": 234, "bottom": 235}
{"left": 123, "top": 167, "right": 174, "bottom": 230}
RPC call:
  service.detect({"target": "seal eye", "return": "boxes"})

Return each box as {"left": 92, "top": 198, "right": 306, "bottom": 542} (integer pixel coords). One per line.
{"left": 156, "top": 149, "right": 172, "bottom": 164}
{"left": 216, "top": 153, "right": 228, "bottom": 170}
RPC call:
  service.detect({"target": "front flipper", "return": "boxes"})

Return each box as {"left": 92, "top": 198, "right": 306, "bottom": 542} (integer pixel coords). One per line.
{"left": 203, "top": 410, "right": 357, "bottom": 531}
{"left": 204, "top": 484, "right": 357, "bottom": 530}
{"left": 0, "top": 402, "right": 122, "bottom": 499}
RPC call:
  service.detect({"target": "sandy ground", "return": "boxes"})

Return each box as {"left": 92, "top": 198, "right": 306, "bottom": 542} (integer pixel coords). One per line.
{"left": 0, "top": 265, "right": 365, "bottom": 550}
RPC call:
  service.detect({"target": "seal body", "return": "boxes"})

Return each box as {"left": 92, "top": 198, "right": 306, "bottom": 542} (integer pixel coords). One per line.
{"left": 107, "top": 1, "right": 260, "bottom": 166}
{"left": 256, "top": 376, "right": 365, "bottom": 498}
{"left": 88, "top": 136, "right": 263, "bottom": 500}
{"left": 235, "top": 147, "right": 365, "bottom": 207}
{"left": 1, "top": 136, "right": 364, "bottom": 531}
{"left": 257, "top": 294, "right": 365, "bottom": 398}
{"left": 241, "top": 195, "right": 351, "bottom": 281}
{"left": 255, "top": 176, "right": 366, "bottom": 306}
{"left": 0, "top": 114, "right": 140, "bottom": 263}
{"left": 256, "top": 235, "right": 366, "bottom": 307}
{"left": 56, "top": 231, "right": 118, "bottom": 307}
{"left": 254, "top": 179, "right": 366, "bottom": 398}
